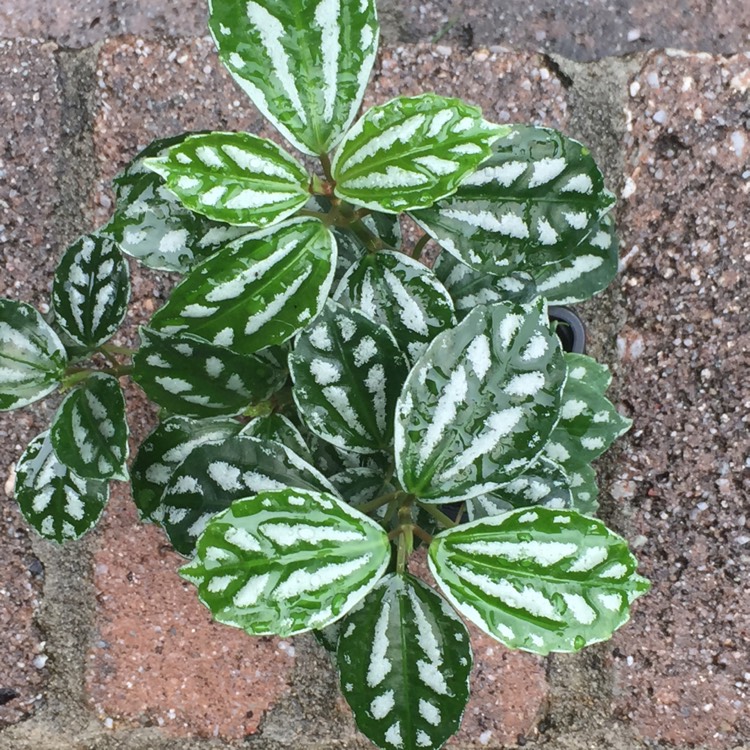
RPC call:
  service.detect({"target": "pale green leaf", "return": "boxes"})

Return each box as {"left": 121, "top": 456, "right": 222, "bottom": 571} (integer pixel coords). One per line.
{"left": 180, "top": 488, "right": 391, "bottom": 636}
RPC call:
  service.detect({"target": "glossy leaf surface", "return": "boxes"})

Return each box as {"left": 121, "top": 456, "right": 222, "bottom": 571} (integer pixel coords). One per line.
{"left": 131, "top": 416, "right": 241, "bottom": 522}
{"left": 335, "top": 250, "right": 456, "bottom": 362}
{"left": 149, "top": 218, "right": 336, "bottom": 354}
{"left": 52, "top": 234, "right": 130, "bottom": 349}
{"left": 50, "top": 374, "right": 129, "bottom": 481}
{"left": 429, "top": 507, "right": 650, "bottom": 654}
{"left": 333, "top": 95, "right": 504, "bottom": 213}
{"left": 241, "top": 413, "right": 313, "bottom": 463}
{"left": 145, "top": 132, "right": 309, "bottom": 228}
{"left": 209, "top": 0, "right": 379, "bottom": 155}
{"left": 411, "top": 125, "right": 615, "bottom": 275}
{"left": 395, "top": 301, "right": 566, "bottom": 502}
{"left": 15, "top": 431, "right": 109, "bottom": 543}
{"left": 160, "top": 435, "right": 337, "bottom": 555}
{"left": 338, "top": 573, "right": 472, "bottom": 750}
{"left": 133, "top": 328, "right": 286, "bottom": 418}
{"left": 180, "top": 488, "right": 391, "bottom": 636}
{"left": 290, "top": 302, "right": 409, "bottom": 454}
{"left": 103, "top": 134, "right": 248, "bottom": 273}
{"left": 0, "top": 299, "right": 67, "bottom": 411}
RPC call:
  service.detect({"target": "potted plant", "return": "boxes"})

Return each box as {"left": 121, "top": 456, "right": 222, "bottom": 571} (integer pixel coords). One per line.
{"left": 0, "top": 0, "right": 648, "bottom": 747}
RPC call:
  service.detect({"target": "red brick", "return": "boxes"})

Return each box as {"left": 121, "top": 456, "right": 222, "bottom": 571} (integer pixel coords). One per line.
{"left": 610, "top": 51, "right": 750, "bottom": 748}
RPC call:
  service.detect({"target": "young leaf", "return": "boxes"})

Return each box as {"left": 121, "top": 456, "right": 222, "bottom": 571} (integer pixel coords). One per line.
{"left": 0, "top": 299, "right": 67, "bottom": 411}
{"left": 145, "top": 132, "right": 310, "bottom": 228}
{"left": 337, "top": 573, "right": 472, "bottom": 750}
{"left": 132, "top": 328, "right": 287, "bottom": 418}
{"left": 179, "top": 488, "right": 391, "bottom": 636}
{"left": 411, "top": 125, "right": 616, "bottom": 275}
{"left": 530, "top": 213, "right": 618, "bottom": 304}
{"left": 131, "top": 416, "right": 242, "bottom": 522}
{"left": 465, "top": 455, "right": 573, "bottom": 520}
{"left": 208, "top": 0, "right": 380, "bottom": 156}
{"left": 159, "top": 435, "right": 338, "bottom": 555}
{"left": 102, "top": 133, "right": 248, "bottom": 273}
{"left": 429, "top": 507, "right": 650, "bottom": 654}
{"left": 51, "top": 234, "right": 130, "bottom": 349}
{"left": 332, "top": 94, "right": 505, "bottom": 213}
{"left": 50, "top": 373, "right": 129, "bottom": 481}
{"left": 289, "top": 302, "right": 409, "bottom": 454}
{"left": 395, "top": 301, "right": 566, "bottom": 503}
{"left": 433, "top": 250, "right": 537, "bottom": 318}
{"left": 14, "top": 431, "right": 109, "bottom": 543}
{"left": 241, "top": 413, "right": 313, "bottom": 463}
{"left": 335, "top": 250, "right": 456, "bottom": 362}
{"left": 148, "top": 217, "right": 337, "bottom": 354}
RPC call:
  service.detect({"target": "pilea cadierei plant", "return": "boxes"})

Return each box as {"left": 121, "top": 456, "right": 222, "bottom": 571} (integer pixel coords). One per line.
{"left": 2, "top": 0, "right": 649, "bottom": 747}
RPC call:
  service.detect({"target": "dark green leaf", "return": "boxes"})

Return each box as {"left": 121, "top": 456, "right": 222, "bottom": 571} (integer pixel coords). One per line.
{"left": 337, "top": 573, "right": 472, "bottom": 750}
{"left": 0, "top": 299, "right": 67, "bottom": 411}
{"left": 241, "top": 413, "right": 313, "bottom": 463}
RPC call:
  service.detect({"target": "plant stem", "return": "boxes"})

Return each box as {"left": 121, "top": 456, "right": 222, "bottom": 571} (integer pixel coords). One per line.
{"left": 417, "top": 502, "right": 457, "bottom": 529}
{"left": 348, "top": 217, "right": 385, "bottom": 252}
{"left": 412, "top": 525, "right": 433, "bottom": 544}
{"left": 319, "top": 152, "right": 334, "bottom": 183}
{"left": 411, "top": 233, "right": 430, "bottom": 259}
{"left": 100, "top": 343, "right": 137, "bottom": 357}
{"left": 61, "top": 369, "right": 95, "bottom": 390}
{"left": 359, "top": 490, "right": 402, "bottom": 515}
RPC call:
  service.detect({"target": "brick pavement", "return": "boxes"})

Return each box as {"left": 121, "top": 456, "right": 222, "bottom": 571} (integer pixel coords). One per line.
{"left": 0, "top": 16, "right": 748, "bottom": 750}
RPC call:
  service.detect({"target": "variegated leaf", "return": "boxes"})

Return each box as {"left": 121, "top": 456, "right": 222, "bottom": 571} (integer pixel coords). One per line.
{"left": 50, "top": 374, "right": 129, "bottom": 481}
{"left": 314, "top": 620, "right": 343, "bottom": 654}
{"left": 335, "top": 250, "right": 456, "bottom": 362}
{"left": 159, "top": 435, "right": 337, "bottom": 555}
{"left": 338, "top": 573, "right": 472, "bottom": 750}
{"left": 290, "top": 302, "right": 409, "bottom": 454}
{"left": 149, "top": 218, "right": 337, "bottom": 354}
{"left": 433, "top": 250, "right": 537, "bottom": 319}
{"left": 411, "top": 125, "right": 616, "bottom": 275}
{"left": 14, "top": 431, "right": 109, "bottom": 543}
{"left": 395, "top": 301, "right": 566, "bottom": 503}
{"left": 530, "top": 213, "right": 619, "bottom": 304}
{"left": 466, "top": 455, "right": 573, "bottom": 520}
{"left": 209, "top": 0, "right": 379, "bottom": 156}
{"left": 180, "top": 488, "right": 391, "bottom": 635}
{"left": 51, "top": 234, "right": 130, "bottom": 349}
{"left": 145, "top": 132, "right": 309, "bottom": 228}
{"left": 332, "top": 95, "right": 505, "bottom": 213}
{"left": 429, "top": 507, "right": 650, "bottom": 654}
{"left": 564, "top": 352, "right": 612, "bottom": 395}
{"left": 241, "top": 413, "right": 313, "bottom": 463}
{"left": 0, "top": 299, "right": 67, "bottom": 411}
{"left": 133, "top": 328, "right": 287, "bottom": 418}
{"left": 103, "top": 133, "right": 248, "bottom": 273}
{"left": 131, "top": 416, "right": 242, "bottom": 522}
{"left": 330, "top": 467, "right": 395, "bottom": 510}
{"left": 543, "top": 378, "right": 631, "bottom": 468}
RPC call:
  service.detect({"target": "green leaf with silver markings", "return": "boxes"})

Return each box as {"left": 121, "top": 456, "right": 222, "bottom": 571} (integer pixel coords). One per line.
{"left": 180, "top": 488, "right": 391, "bottom": 636}
{"left": 159, "top": 435, "right": 337, "bottom": 555}
{"left": 290, "top": 302, "right": 409, "bottom": 454}
{"left": 14, "top": 431, "right": 110, "bottom": 543}
{"left": 333, "top": 95, "right": 505, "bottom": 213}
{"left": 131, "top": 416, "right": 242, "bottom": 523}
{"left": 0, "top": 299, "right": 67, "bottom": 411}
{"left": 52, "top": 233, "right": 130, "bottom": 349}
{"left": 411, "top": 125, "right": 615, "bottom": 276}
{"left": 144, "top": 132, "right": 309, "bottom": 228}
{"left": 50, "top": 373, "right": 129, "bottom": 481}
{"left": 102, "top": 133, "right": 248, "bottom": 273}
{"left": 395, "top": 301, "right": 566, "bottom": 503}
{"left": 429, "top": 507, "right": 650, "bottom": 654}
{"left": 565, "top": 463, "right": 599, "bottom": 515}
{"left": 563, "top": 352, "right": 612, "bottom": 394}
{"left": 335, "top": 250, "right": 456, "bottom": 363}
{"left": 241, "top": 413, "right": 313, "bottom": 464}
{"left": 133, "top": 328, "right": 286, "bottom": 418}
{"left": 530, "top": 213, "right": 618, "bottom": 304}
{"left": 330, "top": 467, "right": 395, "bottom": 510}
{"left": 466, "top": 455, "right": 573, "bottom": 520}
{"left": 149, "top": 218, "right": 337, "bottom": 354}
{"left": 337, "top": 573, "right": 472, "bottom": 750}
{"left": 433, "top": 250, "right": 537, "bottom": 319}
{"left": 209, "top": 0, "right": 380, "bottom": 156}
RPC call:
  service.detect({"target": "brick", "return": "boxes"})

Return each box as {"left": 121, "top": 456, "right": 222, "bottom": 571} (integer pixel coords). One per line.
{"left": 0, "top": 38, "right": 66, "bottom": 729}
{"left": 610, "top": 50, "right": 750, "bottom": 748}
